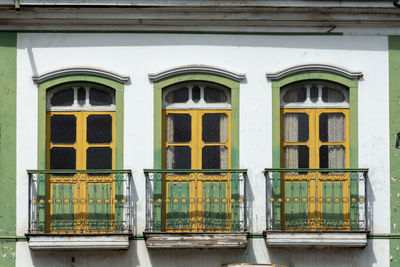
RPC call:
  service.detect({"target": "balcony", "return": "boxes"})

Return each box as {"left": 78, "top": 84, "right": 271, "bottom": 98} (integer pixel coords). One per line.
{"left": 143, "top": 169, "right": 248, "bottom": 248}
{"left": 264, "top": 168, "right": 369, "bottom": 248}
{"left": 26, "top": 169, "right": 133, "bottom": 250}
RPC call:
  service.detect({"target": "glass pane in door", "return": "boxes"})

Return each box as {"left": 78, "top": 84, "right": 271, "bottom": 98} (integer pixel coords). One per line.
{"left": 87, "top": 115, "right": 112, "bottom": 143}
{"left": 202, "top": 113, "right": 228, "bottom": 143}
{"left": 51, "top": 115, "right": 76, "bottom": 144}
{"left": 86, "top": 147, "right": 112, "bottom": 169}
{"left": 202, "top": 146, "right": 228, "bottom": 169}
{"left": 166, "top": 146, "right": 191, "bottom": 169}
{"left": 283, "top": 145, "right": 309, "bottom": 169}
{"left": 319, "top": 113, "right": 345, "bottom": 142}
{"left": 50, "top": 147, "right": 76, "bottom": 169}
{"left": 319, "top": 145, "right": 345, "bottom": 169}
{"left": 166, "top": 114, "right": 191, "bottom": 143}
{"left": 283, "top": 113, "right": 309, "bottom": 142}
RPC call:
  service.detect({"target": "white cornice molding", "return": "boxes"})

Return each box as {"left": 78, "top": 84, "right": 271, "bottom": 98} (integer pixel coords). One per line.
{"left": 32, "top": 67, "right": 130, "bottom": 84}
{"left": 28, "top": 235, "right": 130, "bottom": 250}
{"left": 265, "top": 232, "right": 368, "bottom": 247}
{"left": 1, "top": 5, "right": 400, "bottom": 31}
{"left": 266, "top": 64, "right": 363, "bottom": 80}
{"left": 2, "top": 1, "right": 395, "bottom": 8}
{"left": 148, "top": 65, "right": 246, "bottom": 82}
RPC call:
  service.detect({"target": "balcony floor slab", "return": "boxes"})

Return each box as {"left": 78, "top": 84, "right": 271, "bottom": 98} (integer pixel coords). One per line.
{"left": 143, "top": 232, "right": 248, "bottom": 249}
{"left": 26, "top": 234, "right": 130, "bottom": 250}
{"left": 264, "top": 231, "right": 368, "bottom": 248}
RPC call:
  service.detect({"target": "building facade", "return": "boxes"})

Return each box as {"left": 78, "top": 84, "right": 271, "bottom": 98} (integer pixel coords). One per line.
{"left": 1, "top": 1, "right": 400, "bottom": 266}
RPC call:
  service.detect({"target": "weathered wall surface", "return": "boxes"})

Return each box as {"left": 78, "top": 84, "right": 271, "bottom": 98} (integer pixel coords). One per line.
{"left": 389, "top": 36, "right": 400, "bottom": 267}
{"left": 16, "top": 239, "right": 386, "bottom": 267}
{"left": 15, "top": 33, "right": 390, "bottom": 266}
{"left": 0, "top": 32, "right": 17, "bottom": 267}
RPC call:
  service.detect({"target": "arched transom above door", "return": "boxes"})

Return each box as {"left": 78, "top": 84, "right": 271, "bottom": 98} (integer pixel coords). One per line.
{"left": 162, "top": 82, "right": 231, "bottom": 110}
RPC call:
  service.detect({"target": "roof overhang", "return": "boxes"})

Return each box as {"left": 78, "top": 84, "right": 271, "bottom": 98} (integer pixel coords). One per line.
{"left": 0, "top": 1, "right": 399, "bottom": 32}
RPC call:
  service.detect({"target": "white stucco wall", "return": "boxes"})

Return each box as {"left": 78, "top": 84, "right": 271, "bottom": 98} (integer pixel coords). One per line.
{"left": 16, "top": 33, "right": 390, "bottom": 266}
{"left": 16, "top": 239, "right": 387, "bottom": 267}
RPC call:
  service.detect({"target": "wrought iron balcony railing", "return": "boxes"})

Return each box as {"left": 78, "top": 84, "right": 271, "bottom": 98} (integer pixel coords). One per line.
{"left": 264, "top": 168, "right": 368, "bottom": 232}
{"left": 27, "top": 169, "right": 132, "bottom": 235}
{"left": 144, "top": 169, "right": 247, "bottom": 233}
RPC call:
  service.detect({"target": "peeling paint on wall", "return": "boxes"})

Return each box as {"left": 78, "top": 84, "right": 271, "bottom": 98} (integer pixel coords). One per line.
{"left": 0, "top": 242, "right": 16, "bottom": 266}
{"left": 389, "top": 36, "right": 400, "bottom": 266}
{"left": 0, "top": 32, "right": 17, "bottom": 267}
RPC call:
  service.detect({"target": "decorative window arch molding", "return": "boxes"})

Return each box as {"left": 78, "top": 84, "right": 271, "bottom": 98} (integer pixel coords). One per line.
{"left": 35, "top": 68, "right": 127, "bottom": 169}
{"left": 32, "top": 67, "right": 130, "bottom": 84}
{"left": 266, "top": 64, "right": 363, "bottom": 81}
{"left": 268, "top": 65, "right": 360, "bottom": 169}
{"left": 151, "top": 66, "right": 243, "bottom": 169}
{"left": 148, "top": 64, "right": 246, "bottom": 83}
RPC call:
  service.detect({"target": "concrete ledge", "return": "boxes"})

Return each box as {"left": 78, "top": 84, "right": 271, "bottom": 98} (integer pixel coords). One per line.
{"left": 265, "top": 231, "right": 368, "bottom": 248}
{"left": 144, "top": 232, "right": 248, "bottom": 249}
{"left": 27, "top": 234, "right": 130, "bottom": 250}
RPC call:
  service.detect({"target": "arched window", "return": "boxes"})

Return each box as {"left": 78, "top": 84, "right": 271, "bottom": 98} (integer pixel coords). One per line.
{"left": 160, "top": 81, "right": 233, "bottom": 232}
{"left": 47, "top": 83, "right": 115, "bottom": 171}
{"left": 45, "top": 82, "right": 116, "bottom": 233}
{"left": 29, "top": 69, "right": 130, "bottom": 240}
{"left": 47, "top": 83, "right": 115, "bottom": 111}
{"left": 266, "top": 65, "right": 363, "bottom": 232}
{"left": 147, "top": 66, "right": 245, "bottom": 235}
{"left": 163, "top": 82, "right": 231, "bottom": 170}
{"left": 279, "top": 80, "right": 351, "bottom": 230}
{"left": 280, "top": 80, "right": 349, "bottom": 169}
{"left": 163, "top": 82, "right": 230, "bottom": 109}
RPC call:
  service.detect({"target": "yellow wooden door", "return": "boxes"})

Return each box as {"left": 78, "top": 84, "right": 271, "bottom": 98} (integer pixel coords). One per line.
{"left": 163, "top": 109, "right": 231, "bottom": 232}
{"left": 281, "top": 108, "right": 349, "bottom": 230}
{"left": 46, "top": 111, "right": 115, "bottom": 233}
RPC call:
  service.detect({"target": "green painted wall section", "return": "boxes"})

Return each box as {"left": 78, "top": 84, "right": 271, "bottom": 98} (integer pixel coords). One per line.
{"left": 37, "top": 75, "right": 125, "bottom": 169}
{"left": 0, "top": 32, "right": 17, "bottom": 267}
{"left": 389, "top": 36, "right": 400, "bottom": 266}
{"left": 153, "top": 86, "right": 163, "bottom": 169}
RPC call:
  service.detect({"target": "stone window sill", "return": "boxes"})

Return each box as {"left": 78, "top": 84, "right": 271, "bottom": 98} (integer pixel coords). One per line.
{"left": 143, "top": 232, "right": 248, "bottom": 249}
{"left": 26, "top": 234, "right": 130, "bottom": 250}
{"left": 264, "top": 231, "right": 368, "bottom": 247}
